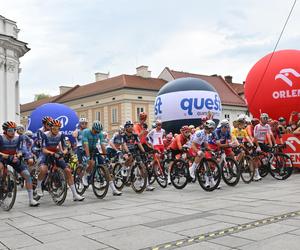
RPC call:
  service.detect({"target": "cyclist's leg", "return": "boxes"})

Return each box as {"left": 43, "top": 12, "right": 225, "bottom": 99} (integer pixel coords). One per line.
{"left": 36, "top": 154, "right": 48, "bottom": 194}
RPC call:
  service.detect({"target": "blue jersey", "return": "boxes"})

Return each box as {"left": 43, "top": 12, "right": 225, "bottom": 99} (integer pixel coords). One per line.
{"left": 0, "top": 134, "right": 24, "bottom": 155}
{"left": 209, "top": 128, "right": 231, "bottom": 145}
{"left": 41, "top": 131, "right": 66, "bottom": 153}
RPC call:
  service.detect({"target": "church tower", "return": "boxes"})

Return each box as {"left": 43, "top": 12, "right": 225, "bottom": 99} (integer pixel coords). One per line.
{"left": 0, "top": 15, "right": 30, "bottom": 126}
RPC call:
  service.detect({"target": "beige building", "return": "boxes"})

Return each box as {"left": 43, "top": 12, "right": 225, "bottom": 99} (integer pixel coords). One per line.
{"left": 21, "top": 66, "right": 166, "bottom": 134}
{"left": 21, "top": 66, "right": 247, "bottom": 133}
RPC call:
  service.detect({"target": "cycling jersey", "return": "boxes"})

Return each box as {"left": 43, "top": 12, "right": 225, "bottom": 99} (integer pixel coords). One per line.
{"left": 41, "top": 131, "right": 66, "bottom": 153}
{"left": 191, "top": 129, "right": 208, "bottom": 146}
{"left": 209, "top": 128, "right": 231, "bottom": 145}
{"left": 147, "top": 128, "right": 165, "bottom": 146}
{"left": 246, "top": 125, "right": 254, "bottom": 139}
{"left": 82, "top": 128, "right": 105, "bottom": 152}
{"left": 122, "top": 132, "right": 140, "bottom": 151}
{"left": 75, "top": 128, "right": 84, "bottom": 147}
{"left": 254, "top": 124, "right": 272, "bottom": 144}
{"left": 0, "top": 134, "right": 23, "bottom": 155}
{"left": 169, "top": 134, "right": 189, "bottom": 151}
{"left": 232, "top": 128, "right": 248, "bottom": 143}
{"left": 108, "top": 133, "right": 124, "bottom": 147}
{"left": 133, "top": 123, "right": 148, "bottom": 144}
{"left": 163, "top": 139, "right": 172, "bottom": 149}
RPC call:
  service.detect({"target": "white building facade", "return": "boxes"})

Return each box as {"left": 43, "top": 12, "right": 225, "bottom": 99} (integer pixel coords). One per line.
{"left": 0, "top": 15, "right": 29, "bottom": 126}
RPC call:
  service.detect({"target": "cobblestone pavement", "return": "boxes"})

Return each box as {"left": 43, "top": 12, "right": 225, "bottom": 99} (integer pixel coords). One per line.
{"left": 1, "top": 173, "right": 300, "bottom": 250}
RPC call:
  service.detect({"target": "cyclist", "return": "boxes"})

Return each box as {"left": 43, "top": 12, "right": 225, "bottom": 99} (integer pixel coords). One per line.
{"left": 163, "top": 133, "right": 173, "bottom": 149}
{"left": 72, "top": 117, "right": 88, "bottom": 164}
{"left": 36, "top": 119, "right": 85, "bottom": 201}
{"left": 278, "top": 117, "right": 287, "bottom": 134}
{"left": 270, "top": 120, "right": 283, "bottom": 145}
{"left": 169, "top": 126, "right": 191, "bottom": 158}
{"left": 189, "top": 120, "right": 216, "bottom": 187}
{"left": 106, "top": 126, "right": 124, "bottom": 159}
{"left": 81, "top": 121, "right": 122, "bottom": 196}
{"left": 147, "top": 120, "right": 166, "bottom": 153}
{"left": 122, "top": 120, "right": 155, "bottom": 191}
{"left": 36, "top": 116, "right": 53, "bottom": 147}
{"left": 0, "top": 121, "right": 39, "bottom": 207}
{"left": 253, "top": 113, "right": 273, "bottom": 181}
{"left": 208, "top": 119, "right": 234, "bottom": 158}
{"left": 133, "top": 112, "right": 151, "bottom": 152}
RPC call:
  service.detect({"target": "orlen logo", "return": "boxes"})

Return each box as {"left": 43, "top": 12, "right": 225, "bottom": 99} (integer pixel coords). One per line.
{"left": 273, "top": 68, "right": 300, "bottom": 99}
{"left": 180, "top": 94, "right": 221, "bottom": 115}
{"left": 55, "top": 115, "right": 69, "bottom": 128}
{"left": 154, "top": 97, "right": 162, "bottom": 116}
{"left": 285, "top": 136, "right": 300, "bottom": 152}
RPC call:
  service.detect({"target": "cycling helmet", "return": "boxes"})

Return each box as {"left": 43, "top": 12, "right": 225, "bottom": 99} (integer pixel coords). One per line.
{"left": 152, "top": 122, "right": 157, "bottom": 129}
{"left": 124, "top": 120, "right": 134, "bottom": 128}
{"left": 118, "top": 126, "right": 124, "bottom": 133}
{"left": 49, "top": 119, "right": 62, "bottom": 128}
{"left": 251, "top": 118, "right": 260, "bottom": 126}
{"left": 139, "top": 112, "right": 147, "bottom": 120}
{"left": 79, "top": 117, "right": 88, "bottom": 123}
{"left": 42, "top": 116, "right": 53, "bottom": 125}
{"left": 204, "top": 120, "right": 216, "bottom": 129}
{"left": 92, "top": 121, "right": 103, "bottom": 132}
{"left": 220, "top": 119, "right": 230, "bottom": 127}
{"left": 189, "top": 125, "right": 195, "bottom": 129}
{"left": 2, "top": 121, "right": 17, "bottom": 131}
{"left": 25, "top": 130, "right": 33, "bottom": 137}
{"left": 155, "top": 120, "right": 162, "bottom": 125}
{"left": 278, "top": 117, "right": 285, "bottom": 122}
{"left": 17, "top": 125, "right": 25, "bottom": 131}
{"left": 166, "top": 133, "right": 173, "bottom": 140}
{"left": 180, "top": 125, "right": 191, "bottom": 134}
{"left": 260, "top": 113, "right": 269, "bottom": 120}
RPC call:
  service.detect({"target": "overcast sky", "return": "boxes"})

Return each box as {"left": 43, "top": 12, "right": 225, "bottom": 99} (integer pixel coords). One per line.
{"left": 1, "top": 0, "right": 299, "bottom": 103}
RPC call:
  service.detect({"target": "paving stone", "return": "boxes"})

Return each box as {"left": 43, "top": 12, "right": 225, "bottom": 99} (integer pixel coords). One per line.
{"left": 233, "top": 223, "right": 297, "bottom": 241}
{"left": 239, "top": 233, "right": 300, "bottom": 250}
{"left": 209, "top": 235, "right": 254, "bottom": 248}
{"left": 71, "top": 213, "right": 111, "bottom": 223}
{"left": 205, "top": 214, "right": 253, "bottom": 225}
{"left": 0, "top": 234, "right": 41, "bottom": 249}
{"left": 177, "top": 241, "right": 231, "bottom": 249}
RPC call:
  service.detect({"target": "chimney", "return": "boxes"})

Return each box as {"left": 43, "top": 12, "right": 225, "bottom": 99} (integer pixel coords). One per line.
{"left": 136, "top": 65, "right": 151, "bottom": 78}
{"left": 95, "top": 72, "right": 109, "bottom": 82}
{"left": 225, "top": 75, "right": 233, "bottom": 83}
{"left": 59, "top": 86, "right": 72, "bottom": 94}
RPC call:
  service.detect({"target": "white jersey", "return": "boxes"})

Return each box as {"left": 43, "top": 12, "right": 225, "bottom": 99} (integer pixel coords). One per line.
{"left": 254, "top": 124, "right": 272, "bottom": 143}
{"left": 191, "top": 130, "right": 208, "bottom": 146}
{"left": 147, "top": 128, "right": 165, "bottom": 146}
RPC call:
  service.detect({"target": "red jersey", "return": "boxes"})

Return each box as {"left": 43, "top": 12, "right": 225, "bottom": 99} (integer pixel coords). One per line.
{"left": 169, "top": 134, "right": 188, "bottom": 150}
{"left": 133, "top": 123, "right": 148, "bottom": 144}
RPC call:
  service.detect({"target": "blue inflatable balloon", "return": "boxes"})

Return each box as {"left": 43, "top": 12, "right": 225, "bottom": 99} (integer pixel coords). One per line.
{"left": 27, "top": 103, "right": 79, "bottom": 143}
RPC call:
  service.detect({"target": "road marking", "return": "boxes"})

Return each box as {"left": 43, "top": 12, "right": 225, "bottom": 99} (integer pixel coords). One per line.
{"left": 148, "top": 209, "right": 300, "bottom": 250}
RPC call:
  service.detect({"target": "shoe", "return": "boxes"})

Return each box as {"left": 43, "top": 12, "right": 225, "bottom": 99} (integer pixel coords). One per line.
{"left": 253, "top": 174, "right": 262, "bottom": 181}
{"left": 113, "top": 189, "right": 122, "bottom": 196}
{"left": 36, "top": 187, "right": 44, "bottom": 197}
{"left": 82, "top": 175, "right": 89, "bottom": 187}
{"left": 204, "top": 176, "right": 210, "bottom": 188}
{"left": 29, "top": 200, "right": 40, "bottom": 207}
{"left": 146, "top": 186, "right": 155, "bottom": 191}
{"left": 270, "top": 164, "right": 276, "bottom": 170}
{"left": 189, "top": 167, "right": 195, "bottom": 180}
{"left": 210, "top": 177, "right": 216, "bottom": 187}
{"left": 73, "top": 194, "right": 85, "bottom": 201}
{"left": 167, "top": 174, "right": 171, "bottom": 185}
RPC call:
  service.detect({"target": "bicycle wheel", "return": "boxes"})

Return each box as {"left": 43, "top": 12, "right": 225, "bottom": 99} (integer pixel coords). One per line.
{"left": 269, "top": 153, "right": 294, "bottom": 180}
{"left": 170, "top": 159, "right": 189, "bottom": 189}
{"left": 154, "top": 163, "right": 168, "bottom": 188}
{"left": 221, "top": 157, "right": 241, "bottom": 186}
{"left": 197, "top": 158, "right": 221, "bottom": 192}
{"left": 131, "top": 163, "right": 147, "bottom": 193}
{"left": 0, "top": 169, "right": 17, "bottom": 211}
{"left": 240, "top": 156, "right": 254, "bottom": 184}
{"left": 73, "top": 165, "right": 87, "bottom": 195}
{"left": 112, "top": 163, "right": 126, "bottom": 191}
{"left": 147, "top": 161, "right": 156, "bottom": 185}
{"left": 258, "top": 159, "right": 269, "bottom": 177}
{"left": 48, "top": 168, "right": 68, "bottom": 206}
{"left": 91, "top": 165, "right": 109, "bottom": 199}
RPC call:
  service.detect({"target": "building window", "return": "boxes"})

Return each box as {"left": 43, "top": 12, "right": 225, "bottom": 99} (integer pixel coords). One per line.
{"left": 225, "top": 114, "right": 230, "bottom": 120}
{"left": 137, "top": 107, "right": 144, "bottom": 118}
{"left": 80, "top": 114, "right": 86, "bottom": 118}
{"left": 95, "top": 111, "right": 101, "bottom": 121}
{"left": 112, "top": 108, "right": 118, "bottom": 123}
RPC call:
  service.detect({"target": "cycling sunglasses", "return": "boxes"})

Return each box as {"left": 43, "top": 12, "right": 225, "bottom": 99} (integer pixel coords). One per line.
{"left": 7, "top": 128, "right": 16, "bottom": 133}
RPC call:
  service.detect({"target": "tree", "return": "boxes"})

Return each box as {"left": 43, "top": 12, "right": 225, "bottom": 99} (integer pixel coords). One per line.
{"left": 34, "top": 93, "right": 51, "bottom": 101}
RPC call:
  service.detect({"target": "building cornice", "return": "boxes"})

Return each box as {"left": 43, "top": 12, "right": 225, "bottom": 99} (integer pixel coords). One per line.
{"left": 0, "top": 34, "right": 30, "bottom": 57}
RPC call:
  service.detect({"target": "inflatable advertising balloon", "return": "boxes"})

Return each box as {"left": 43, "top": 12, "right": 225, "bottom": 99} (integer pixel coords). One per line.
{"left": 154, "top": 77, "right": 222, "bottom": 133}
{"left": 28, "top": 103, "right": 79, "bottom": 142}
{"left": 245, "top": 49, "right": 300, "bottom": 120}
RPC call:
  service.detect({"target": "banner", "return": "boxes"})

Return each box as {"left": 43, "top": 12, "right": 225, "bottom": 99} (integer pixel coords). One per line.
{"left": 281, "top": 134, "right": 300, "bottom": 168}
